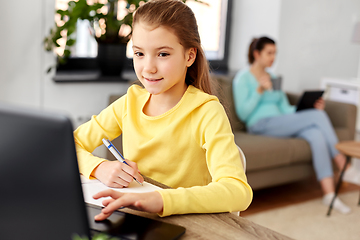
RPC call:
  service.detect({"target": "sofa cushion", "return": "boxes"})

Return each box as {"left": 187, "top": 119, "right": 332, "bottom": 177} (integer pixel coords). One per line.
{"left": 215, "top": 76, "right": 246, "bottom": 131}
{"left": 234, "top": 132, "right": 312, "bottom": 172}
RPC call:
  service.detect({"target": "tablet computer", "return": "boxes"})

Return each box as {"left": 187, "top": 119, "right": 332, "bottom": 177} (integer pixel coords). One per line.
{"left": 296, "top": 90, "right": 324, "bottom": 112}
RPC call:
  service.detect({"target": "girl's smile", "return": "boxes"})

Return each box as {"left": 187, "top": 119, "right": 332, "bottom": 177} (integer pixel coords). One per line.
{"left": 144, "top": 77, "right": 163, "bottom": 83}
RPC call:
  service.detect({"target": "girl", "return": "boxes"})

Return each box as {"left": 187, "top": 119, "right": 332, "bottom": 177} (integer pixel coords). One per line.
{"left": 232, "top": 36, "right": 360, "bottom": 214}
{"left": 74, "top": 0, "right": 252, "bottom": 220}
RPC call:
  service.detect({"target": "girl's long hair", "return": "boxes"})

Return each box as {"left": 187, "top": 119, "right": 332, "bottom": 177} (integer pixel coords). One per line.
{"left": 132, "top": 0, "right": 216, "bottom": 95}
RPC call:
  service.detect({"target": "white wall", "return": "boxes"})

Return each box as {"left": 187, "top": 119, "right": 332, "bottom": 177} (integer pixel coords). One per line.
{"left": 228, "top": 0, "right": 282, "bottom": 71}
{"left": 0, "top": 1, "right": 43, "bottom": 108}
{"left": 276, "top": 0, "right": 360, "bottom": 93}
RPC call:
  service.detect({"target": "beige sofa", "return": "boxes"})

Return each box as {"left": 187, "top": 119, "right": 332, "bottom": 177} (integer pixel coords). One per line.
{"left": 108, "top": 77, "right": 357, "bottom": 190}
{"left": 217, "top": 76, "right": 357, "bottom": 190}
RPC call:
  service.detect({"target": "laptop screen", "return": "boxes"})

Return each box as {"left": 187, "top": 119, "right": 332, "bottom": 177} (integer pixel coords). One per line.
{"left": 0, "top": 104, "right": 90, "bottom": 239}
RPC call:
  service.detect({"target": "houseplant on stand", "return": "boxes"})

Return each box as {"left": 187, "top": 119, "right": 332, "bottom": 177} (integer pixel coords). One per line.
{"left": 43, "top": 0, "right": 206, "bottom": 76}
{"left": 94, "top": 0, "right": 134, "bottom": 76}
{"left": 43, "top": 0, "right": 144, "bottom": 76}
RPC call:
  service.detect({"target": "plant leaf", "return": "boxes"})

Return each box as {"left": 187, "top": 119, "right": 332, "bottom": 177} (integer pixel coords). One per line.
{"left": 66, "top": 38, "right": 76, "bottom": 46}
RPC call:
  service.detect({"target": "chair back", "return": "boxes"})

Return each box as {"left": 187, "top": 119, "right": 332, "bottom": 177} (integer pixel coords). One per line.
{"left": 231, "top": 145, "right": 246, "bottom": 217}
{"left": 236, "top": 145, "right": 246, "bottom": 172}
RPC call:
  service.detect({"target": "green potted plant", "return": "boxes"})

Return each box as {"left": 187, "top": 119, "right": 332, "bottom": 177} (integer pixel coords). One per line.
{"left": 43, "top": 0, "right": 206, "bottom": 75}
{"left": 43, "top": 0, "right": 144, "bottom": 76}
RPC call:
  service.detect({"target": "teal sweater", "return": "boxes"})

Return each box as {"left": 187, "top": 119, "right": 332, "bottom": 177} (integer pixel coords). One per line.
{"left": 232, "top": 69, "right": 295, "bottom": 127}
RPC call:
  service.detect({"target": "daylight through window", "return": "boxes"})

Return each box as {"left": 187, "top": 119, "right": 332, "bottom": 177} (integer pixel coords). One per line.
{"left": 54, "top": 0, "right": 229, "bottom": 61}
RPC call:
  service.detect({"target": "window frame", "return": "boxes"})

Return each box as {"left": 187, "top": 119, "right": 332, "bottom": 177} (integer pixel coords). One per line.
{"left": 55, "top": 0, "right": 232, "bottom": 76}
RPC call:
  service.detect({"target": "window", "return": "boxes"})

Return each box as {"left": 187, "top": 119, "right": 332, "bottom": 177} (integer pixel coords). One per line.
{"left": 55, "top": 0, "right": 232, "bottom": 74}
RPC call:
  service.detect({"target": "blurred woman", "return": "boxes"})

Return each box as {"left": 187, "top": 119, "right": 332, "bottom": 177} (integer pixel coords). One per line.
{"left": 232, "top": 36, "right": 360, "bottom": 214}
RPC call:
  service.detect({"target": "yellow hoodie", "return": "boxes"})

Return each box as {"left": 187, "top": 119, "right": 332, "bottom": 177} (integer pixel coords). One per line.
{"left": 74, "top": 84, "right": 252, "bottom": 216}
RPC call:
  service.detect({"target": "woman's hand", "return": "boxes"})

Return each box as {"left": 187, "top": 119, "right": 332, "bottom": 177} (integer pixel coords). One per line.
{"left": 314, "top": 97, "right": 325, "bottom": 110}
{"left": 257, "top": 75, "right": 273, "bottom": 94}
{"left": 93, "top": 190, "right": 164, "bottom": 221}
{"left": 93, "top": 160, "right": 144, "bottom": 188}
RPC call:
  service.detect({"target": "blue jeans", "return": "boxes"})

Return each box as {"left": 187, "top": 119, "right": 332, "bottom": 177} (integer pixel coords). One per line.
{"left": 248, "top": 109, "right": 339, "bottom": 181}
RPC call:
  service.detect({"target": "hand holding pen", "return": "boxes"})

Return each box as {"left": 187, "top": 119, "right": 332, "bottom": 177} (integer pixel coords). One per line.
{"left": 102, "top": 138, "right": 143, "bottom": 185}
{"left": 92, "top": 139, "right": 144, "bottom": 188}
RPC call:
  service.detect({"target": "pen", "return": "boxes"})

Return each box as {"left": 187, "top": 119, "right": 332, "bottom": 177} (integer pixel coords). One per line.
{"left": 102, "top": 138, "right": 143, "bottom": 186}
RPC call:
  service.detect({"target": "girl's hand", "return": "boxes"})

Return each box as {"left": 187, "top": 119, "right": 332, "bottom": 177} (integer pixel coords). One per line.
{"left": 93, "top": 160, "right": 144, "bottom": 188}
{"left": 93, "top": 190, "right": 164, "bottom": 221}
{"left": 314, "top": 97, "right": 325, "bottom": 110}
{"left": 257, "top": 75, "right": 273, "bottom": 93}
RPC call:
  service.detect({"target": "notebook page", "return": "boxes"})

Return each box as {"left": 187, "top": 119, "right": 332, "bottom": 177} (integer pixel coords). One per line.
{"left": 81, "top": 175, "right": 162, "bottom": 207}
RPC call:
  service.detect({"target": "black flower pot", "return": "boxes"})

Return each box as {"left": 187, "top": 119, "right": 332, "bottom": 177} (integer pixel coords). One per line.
{"left": 97, "top": 43, "right": 127, "bottom": 76}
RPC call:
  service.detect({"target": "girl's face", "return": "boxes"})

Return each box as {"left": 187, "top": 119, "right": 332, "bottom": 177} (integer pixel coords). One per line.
{"left": 132, "top": 22, "right": 196, "bottom": 98}
{"left": 254, "top": 44, "right": 277, "bottom": 67}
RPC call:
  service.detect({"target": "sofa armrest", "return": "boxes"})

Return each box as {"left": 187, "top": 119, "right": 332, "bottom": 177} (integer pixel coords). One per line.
{"left": 286, "top": 92, "right": 357, "bottom": 141}
{"left": 324, "top": 100, "right": 357, "bottom": 140}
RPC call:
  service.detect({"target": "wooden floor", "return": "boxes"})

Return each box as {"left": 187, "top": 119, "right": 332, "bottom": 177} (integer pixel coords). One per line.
{"left": 241, "top": 174, "right": 359, "bottom": 217}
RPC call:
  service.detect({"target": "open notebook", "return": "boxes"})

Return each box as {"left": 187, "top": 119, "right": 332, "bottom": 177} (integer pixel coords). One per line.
{"left": 81, "top": 175, "right": 162, "bottom": 207}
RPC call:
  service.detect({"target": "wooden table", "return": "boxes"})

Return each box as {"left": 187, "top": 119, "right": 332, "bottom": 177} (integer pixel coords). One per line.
{"left": 116, "top": 176, "right": 294, "bottom": 240}
{"left": 327, "top": 141, "right": 360, "bottom": 216}
{"left": 335, "top": 141, "right": 360, "bottom": 159}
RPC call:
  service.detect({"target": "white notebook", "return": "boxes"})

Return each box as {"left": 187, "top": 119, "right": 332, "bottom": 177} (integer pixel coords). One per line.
{"left": 81, "top": 175, "right": 162, "bottom": 207}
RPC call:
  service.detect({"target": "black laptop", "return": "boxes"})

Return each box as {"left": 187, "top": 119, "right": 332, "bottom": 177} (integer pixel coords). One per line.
{"left": 0, "top": 104, "right": 185, "bottom": 240}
